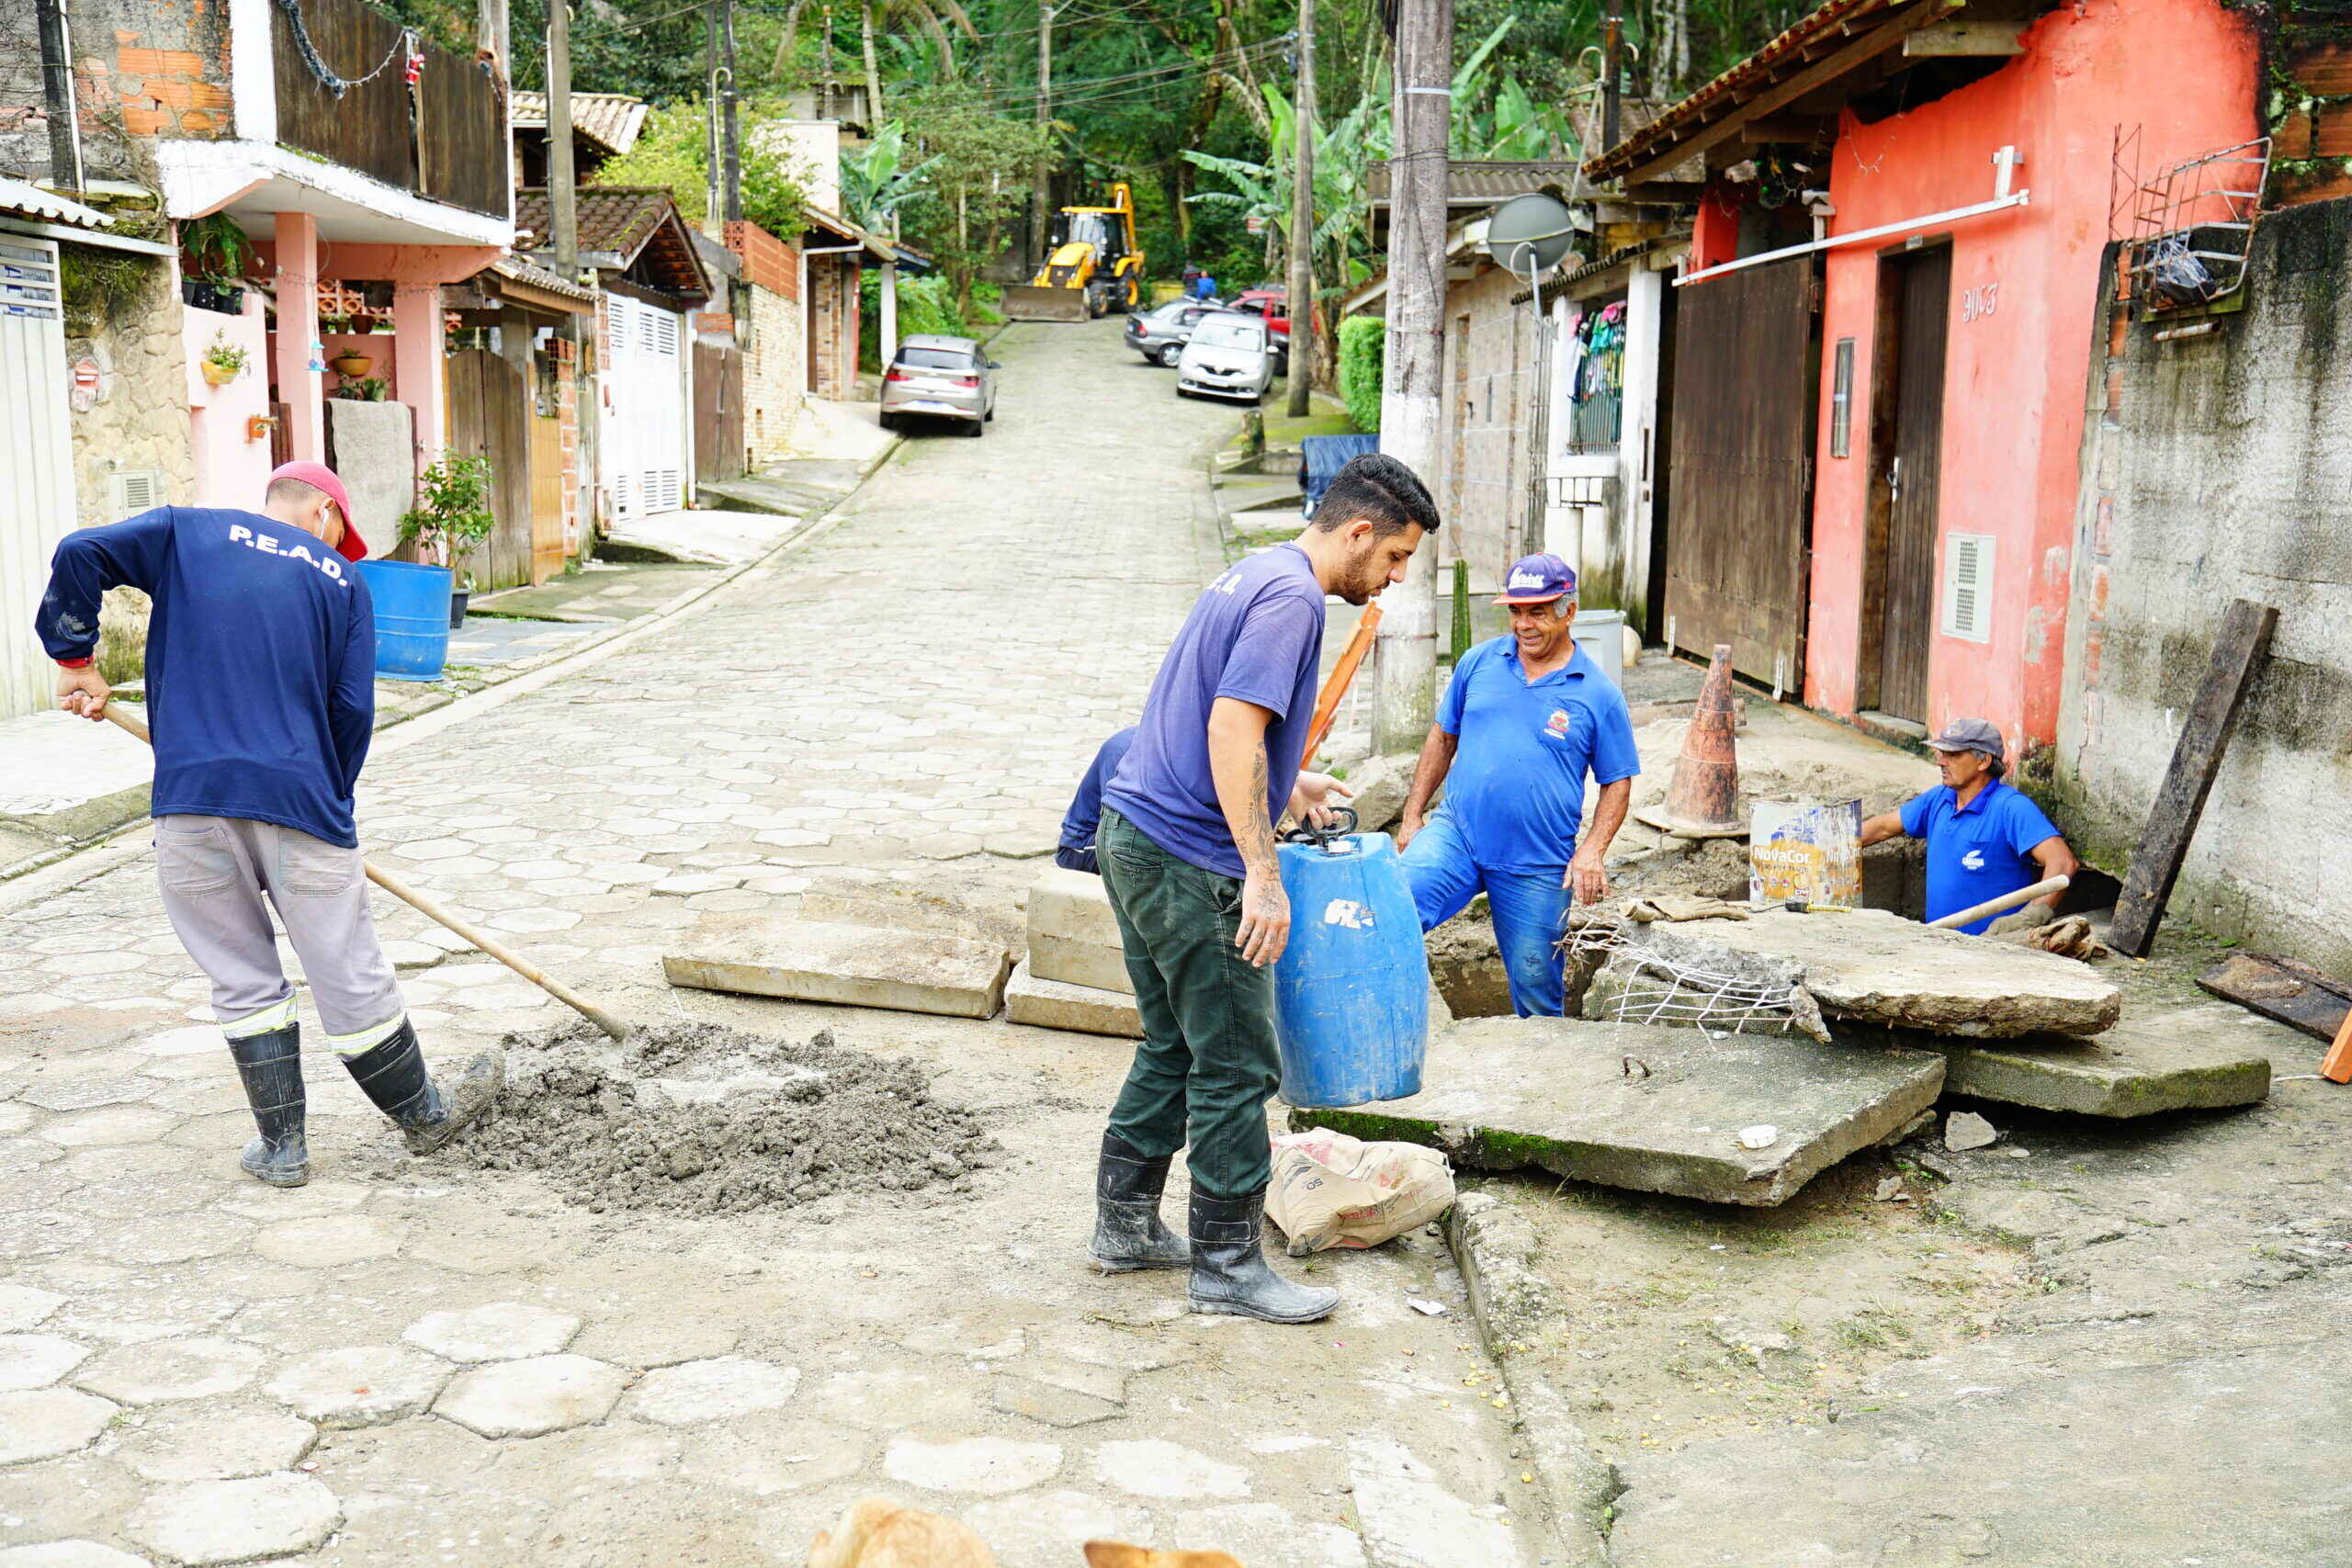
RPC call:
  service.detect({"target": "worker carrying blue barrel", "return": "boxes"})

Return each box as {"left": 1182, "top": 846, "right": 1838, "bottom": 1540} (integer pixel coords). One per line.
{"left": 1086, "top": 454, "right": 1436, "bottom": 1325}
{"left": 1396, "top": 553, "right": 1642, "bottom": 1017}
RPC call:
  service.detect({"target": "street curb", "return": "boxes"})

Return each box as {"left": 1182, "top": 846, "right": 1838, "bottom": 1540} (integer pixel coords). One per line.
{"left": 1445, "top": 1190, "right": 1621, "bottom": 1566}
{"left": 0, "top": 432, "right": 910, "bottom": 907}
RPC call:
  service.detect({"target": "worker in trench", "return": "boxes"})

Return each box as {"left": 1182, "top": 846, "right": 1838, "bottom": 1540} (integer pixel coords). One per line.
{"left": 1055, "top": 725, "right": 1137, "bottom": 875}
{"left": 39, "top": 462, "right": 499, "bottom": 1190}
{"left": 1088, "top": 454, "right": 1436, "bottom": 1325}
{"left": 1394, "top": 553, "right": 1642, "bottom": 1018}
{"left": 1860, "top": 717, "right": 2081, "bottom": 937}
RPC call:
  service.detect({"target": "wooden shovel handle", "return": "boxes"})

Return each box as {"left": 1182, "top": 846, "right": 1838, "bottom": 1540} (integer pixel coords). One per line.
{"left": 102, "top": 703, "right": 629, "bottom": 1040}
{"left": 1304, "top": 604, "right": 1381, "bottom": 764}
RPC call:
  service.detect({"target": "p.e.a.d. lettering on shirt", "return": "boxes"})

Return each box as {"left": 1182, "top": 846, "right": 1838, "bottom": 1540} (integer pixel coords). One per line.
{"left": 228, "top": 524, "right": 351, "bottom": 585}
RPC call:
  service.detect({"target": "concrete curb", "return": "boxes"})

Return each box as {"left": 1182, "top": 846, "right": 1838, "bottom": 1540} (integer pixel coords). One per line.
{"left": 1444, "top": 1190, "right": 1620, "bottom": 1566}
{"left": 0, "top": 432, "right": 910, "bottom": 901}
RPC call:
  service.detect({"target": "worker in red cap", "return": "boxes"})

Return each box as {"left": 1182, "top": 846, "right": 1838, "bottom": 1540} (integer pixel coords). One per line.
{"left": 36, "top": 462, "right": 497, "bottom": 1189}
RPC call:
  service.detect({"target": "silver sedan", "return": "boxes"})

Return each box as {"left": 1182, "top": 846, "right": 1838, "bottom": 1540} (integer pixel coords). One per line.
{"left": 1175, "top": 313, "right": 1273, "bottom": 403}
{"left": 879, "top": 334, "right": 999, "bottom": 436}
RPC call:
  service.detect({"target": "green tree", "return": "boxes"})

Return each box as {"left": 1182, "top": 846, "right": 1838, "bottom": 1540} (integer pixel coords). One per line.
{"left": 598, "top": 96, "right": 810, "bottom": 241}
{"left": 894, "top": 83, "right": 1060, "bottom": 316}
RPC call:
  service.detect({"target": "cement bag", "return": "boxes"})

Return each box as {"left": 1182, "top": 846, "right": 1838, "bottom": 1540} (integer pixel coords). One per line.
{"left": 1266, "top": 1127, "right": 1456, "bottom": 1256}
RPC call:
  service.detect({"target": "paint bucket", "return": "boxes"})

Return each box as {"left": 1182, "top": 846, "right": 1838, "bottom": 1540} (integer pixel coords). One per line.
{"left": 352, "top": 559, "right": 454, "bottom": 682}
{"left": 1749, "top": 797, "right": 1863, "bottom": 909}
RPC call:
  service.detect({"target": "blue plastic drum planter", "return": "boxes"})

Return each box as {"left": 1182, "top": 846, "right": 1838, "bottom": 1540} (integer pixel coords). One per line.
{"left": 351, "top": 558, "right": 455, "bottom": 682}
{"left": 1270, "top": 808, "right": 1431, "bottom": 1108}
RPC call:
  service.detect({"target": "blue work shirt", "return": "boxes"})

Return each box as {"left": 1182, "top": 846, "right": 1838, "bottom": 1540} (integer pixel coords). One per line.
{"left": 1900, "top": 779, "right": 2062, "bottom": 933}
{"left": 1057, "top": 726, "right": 1137, "bottom": 872}
{"left": 1105, "top": 544, "right": 1325, "bottom": 879}
{"left": 1435, "top": 636, "right": 1641, "bottom": 874}
{"left": 38, "top": 506, "right": 377, "bottom": 849}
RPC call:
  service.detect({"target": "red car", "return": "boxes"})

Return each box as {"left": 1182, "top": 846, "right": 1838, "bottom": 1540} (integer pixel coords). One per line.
{"left": 1227, "top": 288, "right": 1291, "bottom": 369}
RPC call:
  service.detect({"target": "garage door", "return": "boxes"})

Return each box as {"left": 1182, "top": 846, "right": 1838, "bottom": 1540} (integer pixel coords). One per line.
{"left": 603, "top": 295, "right": 686, "bottom": 521}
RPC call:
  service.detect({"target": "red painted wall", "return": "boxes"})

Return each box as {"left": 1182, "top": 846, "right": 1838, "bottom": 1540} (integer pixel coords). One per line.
{"left": 1802, "top": 0, "right": 2256, "bottom": 754}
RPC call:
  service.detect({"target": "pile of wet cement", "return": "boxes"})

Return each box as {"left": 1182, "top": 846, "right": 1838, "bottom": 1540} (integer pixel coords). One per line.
{"left": 460, "top": 1020, "right": 1002, "bottom": 1215}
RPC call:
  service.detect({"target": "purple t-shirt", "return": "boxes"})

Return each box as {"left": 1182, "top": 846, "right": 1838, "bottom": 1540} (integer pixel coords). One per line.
{"left": 1104, "top": 543, "right": 1326, "bottom": 878}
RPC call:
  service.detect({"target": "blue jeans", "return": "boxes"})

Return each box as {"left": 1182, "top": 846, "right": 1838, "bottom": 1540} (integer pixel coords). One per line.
{"left": 1399, "top": 810, "right": 1569, "bottom": 1017}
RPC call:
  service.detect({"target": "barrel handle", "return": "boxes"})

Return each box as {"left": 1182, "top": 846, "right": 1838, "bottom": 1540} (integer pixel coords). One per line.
{"left": 1279, "top": 806, "right": 1359, "bottom": 848}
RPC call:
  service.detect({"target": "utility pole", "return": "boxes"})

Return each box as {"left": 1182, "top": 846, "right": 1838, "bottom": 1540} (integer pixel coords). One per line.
{"left": 1031, "top": 0, "right": 1054, "bottom": 270}
{"left": 35, "top": 0, "right": 84, "bottom": 195}
{"left": 722, "top": 0, "right": 743, "bottom": 223}
{"left": 706, "top": 0, "right": 723, "bottom": 229}
{"left": 1601, "top": 0, "right": 1623, "bottom": 151}
{"left": 548, "top": 0, "right": 593, "bottom": 543}
{"left": 1371, "top": 0, "right": 1451, "bottom": 753}
{"left": 477, "top": 0, "right": 511, "bottom": 85}
{"left": 1284, "top": 0, "right": 1317, "bottom": 417}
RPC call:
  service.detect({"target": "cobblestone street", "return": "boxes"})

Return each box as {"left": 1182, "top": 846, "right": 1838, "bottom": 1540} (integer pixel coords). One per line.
{"left": 0, "top": 321, "right": 1549, "bottom": 1567}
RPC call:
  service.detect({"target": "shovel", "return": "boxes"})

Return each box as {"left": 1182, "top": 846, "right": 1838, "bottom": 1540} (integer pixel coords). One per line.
{"left": 100, "top": 704, "right": 631, "bottom": 1041}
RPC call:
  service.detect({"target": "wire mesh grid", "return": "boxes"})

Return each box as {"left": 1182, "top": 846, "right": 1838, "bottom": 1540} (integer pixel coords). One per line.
{"left": 1566, "top": 918, "right": 1810, "bottom": 1036}
{"left": 2109, "top": 132, "right": 2272, "bottom": 310}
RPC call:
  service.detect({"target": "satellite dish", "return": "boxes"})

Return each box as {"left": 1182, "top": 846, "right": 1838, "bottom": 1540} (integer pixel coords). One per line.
{"left": 1484, "top": 192, "right": 1577, "bottom": 280}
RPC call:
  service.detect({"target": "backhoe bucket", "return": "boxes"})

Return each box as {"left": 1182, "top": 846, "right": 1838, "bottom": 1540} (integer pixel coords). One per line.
{"left": 1003, "top": 285, "right": 1090, "bottom": 322}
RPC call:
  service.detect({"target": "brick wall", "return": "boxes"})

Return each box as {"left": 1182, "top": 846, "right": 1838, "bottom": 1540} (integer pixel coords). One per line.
{"left": 725, "top": 220, "right": 797, "bottom": 301}
{"left": 1, "top": 0, "right": 231, "bottom": 185}
{"left": 741, "top": 281, "right": 803, "bottom": 465}
{"left": 557, "top": 350, "right": 580, "bottom": 554}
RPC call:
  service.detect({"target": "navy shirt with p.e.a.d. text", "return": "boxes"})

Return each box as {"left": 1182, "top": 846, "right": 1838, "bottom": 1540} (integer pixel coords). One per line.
{"left": 38, "top": 506, "right": 377, "bottom": 849}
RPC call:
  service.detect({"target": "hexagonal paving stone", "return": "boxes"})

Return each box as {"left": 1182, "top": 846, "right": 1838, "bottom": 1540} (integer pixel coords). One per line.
{"left": 881, "top": 1435, "right": 1064, "bottom": 1496}
{"left": 264, "top": 1345, "right": 451, "bottom": 1428}
{"left": 0, "top": 1333, "right": 90, "bottom": 1391}
{"left": 38, "top": 1107, "right": 179, "bottom": 1148}
{"left": 401, "top": 1302, "right": 581, "bottom": 1363}
{"left": 252, "top": 1213, "right": 405, "bottom": 1268}
{"left": 626, "top": 1355, "right": 799, "bottom": 1426}
{"left": 72, "top": 1336, "right": 266, "bottom": 1405}
{"left": 0, "top": 1388, "right": 118, "bottom": 1463}
{"left": 17, "top": 1076, "right": 147, "bottom": 1113}
{"left": 435, "top": 1353, "right": 628, "bottom": 1438}
{"left": 113, "top": 1404, "right": 319, "bottom": 1483}
{"left": 94, "top": 1211, "right": 254, "bottom": 1268}
{"left": 0, "top": 1210, "right": 91, "bottom": 1260}
{"left": 124, "top": 1472, "right": 342, "bottom": 1566}
{"left": 0, "top": 1284, "right": 65, "bottom": 1332}
{"left": 0, "top": 1541, "right": 154, "bottom": 1568}
{"left": 1092, "top": 1438, "right": 1250, "bottom": 1500}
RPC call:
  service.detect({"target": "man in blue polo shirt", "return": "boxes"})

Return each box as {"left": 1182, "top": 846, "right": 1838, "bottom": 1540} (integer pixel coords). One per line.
{"left": 1396, "top": 554, "right": 1640, "bottom": 1017}
{"left": 39, "top": 462, "right": 496, "bottom": 1190}
{"left": 1861, "top": 717, "right": 2078, "bottom": 935}
{"left": 1088, "top": 452, "right": 1435, "bottom": 1326}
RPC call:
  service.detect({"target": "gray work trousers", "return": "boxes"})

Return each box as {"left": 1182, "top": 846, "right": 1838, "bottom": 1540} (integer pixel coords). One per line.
{"left": 153, "top": 815, "right": 405, "bottom": 1055}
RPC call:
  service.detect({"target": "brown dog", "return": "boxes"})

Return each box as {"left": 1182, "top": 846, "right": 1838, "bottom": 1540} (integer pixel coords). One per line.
{"left": 808, "top": 1499, "right": 997, "bottom": 1568}
{"left": 1082, "top": 1545, "right": 1245, "bottom": 1568}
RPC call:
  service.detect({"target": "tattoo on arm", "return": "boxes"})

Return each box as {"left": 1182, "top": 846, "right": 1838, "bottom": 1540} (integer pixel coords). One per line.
{"left": 1238, "top": 743, "right": 1277, "bottom": 874}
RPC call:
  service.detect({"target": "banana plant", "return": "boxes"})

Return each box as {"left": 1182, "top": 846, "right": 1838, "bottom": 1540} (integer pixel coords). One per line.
{"left": 839, "top": 121, "right": 942, "bottom": 233}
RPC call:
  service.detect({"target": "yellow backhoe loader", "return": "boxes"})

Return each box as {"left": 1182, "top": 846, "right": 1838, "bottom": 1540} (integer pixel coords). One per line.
{"left": 1004, "top": 183, "right": 1146, "bottom": 322}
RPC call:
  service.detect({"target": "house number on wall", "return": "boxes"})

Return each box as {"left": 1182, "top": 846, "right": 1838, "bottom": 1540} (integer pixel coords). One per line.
{"left": 1962, "top": 282, "right": 1999, "bottom": 321}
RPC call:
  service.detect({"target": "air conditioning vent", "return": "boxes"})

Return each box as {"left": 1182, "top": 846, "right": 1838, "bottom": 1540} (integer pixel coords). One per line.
{"left": 109, "top": 469, "right": 164, "bottom": 517}
{"left": 1940, "top": 533, "right": 1995, "bottom": 644}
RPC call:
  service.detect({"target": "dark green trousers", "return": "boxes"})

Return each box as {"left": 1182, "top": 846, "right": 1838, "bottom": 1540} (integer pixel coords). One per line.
{"left": 1097, "top": 808, "right": 1280, "bottom": 1200}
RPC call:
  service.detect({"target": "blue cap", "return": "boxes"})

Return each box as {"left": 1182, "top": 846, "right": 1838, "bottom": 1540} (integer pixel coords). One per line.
{"left": 1494, "top": 553, "right": 1577, "bottom": 604}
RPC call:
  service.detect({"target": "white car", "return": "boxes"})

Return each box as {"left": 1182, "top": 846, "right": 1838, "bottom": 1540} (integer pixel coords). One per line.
{"left": 1176, "top": 313, "right": 1274, "bottom": 403}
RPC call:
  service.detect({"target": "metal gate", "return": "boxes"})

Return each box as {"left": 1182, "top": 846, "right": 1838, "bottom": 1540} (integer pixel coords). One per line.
{"left": 445, "top": 347, "right": 536, "bottom": 591}
{"left": 0, "top": 237, "right": 76, "bottom": 720}
{"left": 693, "top": 339, "right": 743, "bottom": 484}
{"left": 1662, "top": 256, "right": 1819, "bottom": 689}
{"left": 603, "top": 296, "right": 685, "bottom": 521}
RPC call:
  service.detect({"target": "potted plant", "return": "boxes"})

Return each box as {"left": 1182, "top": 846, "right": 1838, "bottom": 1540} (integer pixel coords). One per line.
{"left": 320, "top": 311, "right": 353, "bottom": 333}
{"left": 329, "top": 348, "right": 376, "bottom": 378}
{"left": 331, "top": 376, "right": 388, "bottom": 402}
{"left": 396, "top": 454, "right": 496, "bottom": 628}
{"left": 180, "top": 214, "right": 250, "bottom": 314}
{"left": 200, "top": 333, "right": 247, "bottom": 387}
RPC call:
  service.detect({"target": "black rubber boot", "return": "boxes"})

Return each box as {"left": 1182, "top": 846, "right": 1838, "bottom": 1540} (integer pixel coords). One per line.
{"left": 1089, "top": 1132, "right": 1189, "bottom": 1273}
{"left": 342, "top": 1019, "right": 503, "bottom": 1155}
{"left": 1187, "top": 1185, "right": 1340, "bottom": 1324}
{"left": 229, "top": 1023, "right": 310, "bottom": 1188}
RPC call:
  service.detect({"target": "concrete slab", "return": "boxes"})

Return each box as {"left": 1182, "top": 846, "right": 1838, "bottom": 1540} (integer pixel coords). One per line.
{"left": 0, "top": 707, "right": 153, "bottom": 842}
{"left": 1853, "top": 1000, "right": 2272, "bottom": 1117}
{"left": 1003, "top": 962, "right": 1144, "bottom": 1038}
{"left": 664, "top": 917, "right": 1012, "bottom": 1019}
{"left": 1686, "top": 908, "right": 2121, "bottom": 1037}
{"left": 1026, "top": 868, "right": 1134, "bottom": 995}
{"left": 1294, "top": 1017, "right": 1945, "bottom": 1207}
{"left": 596, "top": 506, "right": 811, "bottom": 566}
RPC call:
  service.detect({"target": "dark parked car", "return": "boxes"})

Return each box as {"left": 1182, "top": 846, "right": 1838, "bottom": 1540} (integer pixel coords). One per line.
{"left": 1125, "top": 299, "right": 1219, "bottom": 367}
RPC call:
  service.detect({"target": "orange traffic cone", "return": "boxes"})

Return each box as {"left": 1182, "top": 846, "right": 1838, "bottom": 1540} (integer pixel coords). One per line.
{"left": 1636, "top": 643, "right": 1746, "bottom": 839}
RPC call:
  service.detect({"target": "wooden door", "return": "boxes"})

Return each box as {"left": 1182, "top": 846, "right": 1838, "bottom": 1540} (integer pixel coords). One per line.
{"left": 1662, "top": 256, "right": 1819, "bottom": 686}
{"left": 445, "top": 347, "right": 535, "bottom": 591}
{"left": 694, "top": 340, "right": 743, "bottom": 484}
{"left": 529, "top": 412, "right": 564, "bottom": 583}
{"left": 1872, "top": 247, "right": 1951, "bottom": 723}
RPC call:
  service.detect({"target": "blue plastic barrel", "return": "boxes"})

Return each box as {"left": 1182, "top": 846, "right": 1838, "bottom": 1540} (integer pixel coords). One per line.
{"left": 351, "top": 560, "right": 454, "bottom": 682}
{"left": 1271, "top": 830, "right": 1430, "bottom": 1107}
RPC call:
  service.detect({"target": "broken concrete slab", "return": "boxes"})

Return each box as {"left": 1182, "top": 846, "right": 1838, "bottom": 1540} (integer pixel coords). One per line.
{"left": 1025, "top": 868, "right": 1133, "bottom": 995}
{"left": 1002, "top": 962, "right": 1144, "bottom": 1039}
{"left": 1682, "top": 907, "right": 2121, "bottom": 1037}
{"left": 1850, "top": 1001, "right": 2273, "bottom": 1117}
{"left": 664, "top": 917, "right": 1012, "bottom": 1019}
{"left": 1292, "top": 1017, "right": 1944, "bottom": 1207}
